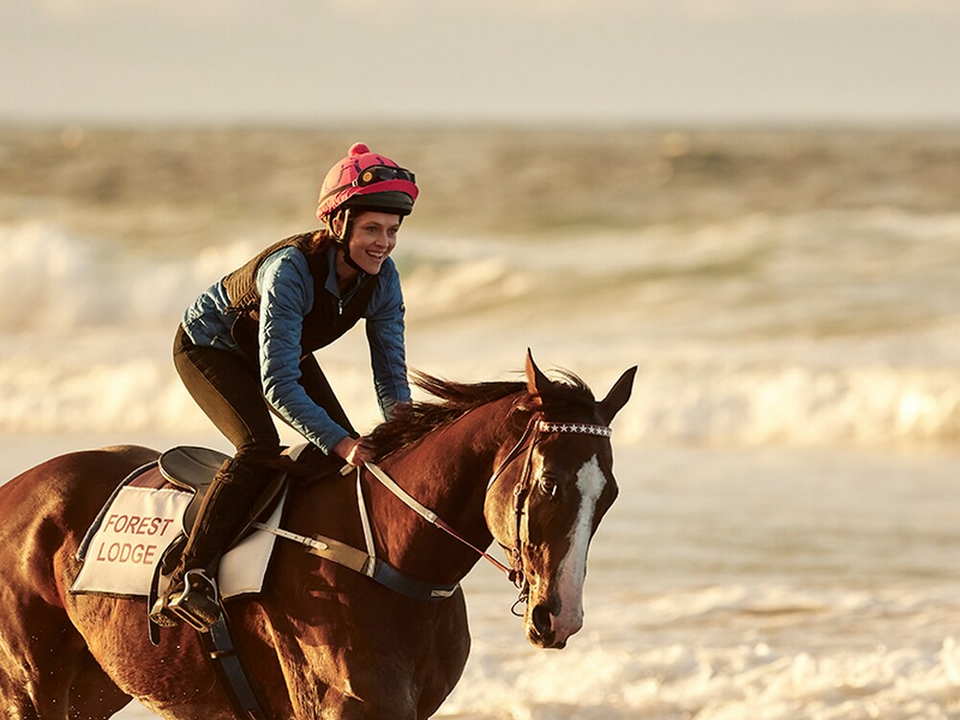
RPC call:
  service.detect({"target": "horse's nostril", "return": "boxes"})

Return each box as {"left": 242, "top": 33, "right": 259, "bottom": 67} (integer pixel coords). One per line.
{"left": 531, "top": 604, "right": 553, "bottom": 636}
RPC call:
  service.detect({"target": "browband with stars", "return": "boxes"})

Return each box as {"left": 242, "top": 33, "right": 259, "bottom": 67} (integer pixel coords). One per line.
{"left": 537, "top": 421, "right": 612, "bottom": 437}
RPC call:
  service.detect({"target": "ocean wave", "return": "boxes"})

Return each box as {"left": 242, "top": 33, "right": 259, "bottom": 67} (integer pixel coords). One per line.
{"left": 0, "top": 219, "right": 770, "bottom": 332}
{"left": 0, "top": 222, "right": 257, "bottom": 332}
{"left": 2, "top": 345, "right": 959, "bottom": 448}
{"left": 6, "top": 208, "right": 960, "bottom": 333}
{"left": 4, "top": 217, "right": 960, "bottom": 448}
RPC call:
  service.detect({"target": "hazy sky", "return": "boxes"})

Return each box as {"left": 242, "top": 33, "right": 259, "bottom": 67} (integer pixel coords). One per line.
{"left": 5, "top": 1, "right": 960, "bottom": 124}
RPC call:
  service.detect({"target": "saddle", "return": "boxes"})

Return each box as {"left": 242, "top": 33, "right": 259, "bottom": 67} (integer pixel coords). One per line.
{"left": 158, "top": 446, "right": 231, "bottom": 532}
{"left": 149, "top": 444, "right": 348, "bottom": 631}
{"left": 157, "top": 446, "right": 286, "bottom": 541}
{"left": 155, "top": 444, "right": 344, "bottom": 566}
{"left": 154, "top": 448, "right": 268, "bottom": 580}
{"left": 148, "top": 446, "right": 289, "bottom": 633}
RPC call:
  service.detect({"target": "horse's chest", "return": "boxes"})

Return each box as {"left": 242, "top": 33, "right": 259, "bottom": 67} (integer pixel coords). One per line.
{"left": 281, "top": 591, "right": 470, "bottom": 717}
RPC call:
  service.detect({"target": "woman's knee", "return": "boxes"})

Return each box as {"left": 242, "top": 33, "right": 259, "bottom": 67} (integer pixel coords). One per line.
{"left": 234, "top": 443, "right": 282, "bottom": 466}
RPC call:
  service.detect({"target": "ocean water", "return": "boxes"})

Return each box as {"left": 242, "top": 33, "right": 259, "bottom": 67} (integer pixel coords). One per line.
{"left": 2, "top": 127, "right": 960, "bottom": 717}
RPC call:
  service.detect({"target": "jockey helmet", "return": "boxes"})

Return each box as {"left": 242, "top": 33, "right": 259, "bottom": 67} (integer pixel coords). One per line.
{"left": 316, "top": 142, "right": 419, "bottom": 221}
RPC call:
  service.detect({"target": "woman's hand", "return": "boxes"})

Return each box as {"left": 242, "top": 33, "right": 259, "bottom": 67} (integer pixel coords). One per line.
{"left": 333, "top": 436, "right": 375, "bottom": 467}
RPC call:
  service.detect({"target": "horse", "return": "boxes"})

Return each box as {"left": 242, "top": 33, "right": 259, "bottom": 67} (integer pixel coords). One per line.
{"left": 0, "top": 352, "right": 635, "bottom": 719}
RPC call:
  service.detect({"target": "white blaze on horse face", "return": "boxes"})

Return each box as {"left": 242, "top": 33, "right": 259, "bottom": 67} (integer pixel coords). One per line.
{"left": 552, "top": 454, "right": 605, "bottom": 643}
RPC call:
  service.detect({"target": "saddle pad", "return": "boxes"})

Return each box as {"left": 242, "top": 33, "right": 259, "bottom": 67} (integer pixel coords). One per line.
{"left": 71, "top": 464, "right": 285, "bottom": 600}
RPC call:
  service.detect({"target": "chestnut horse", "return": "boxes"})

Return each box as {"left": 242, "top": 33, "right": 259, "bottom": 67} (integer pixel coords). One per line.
{"left": 0, "top": 353, "right": 635, "bottom": 719}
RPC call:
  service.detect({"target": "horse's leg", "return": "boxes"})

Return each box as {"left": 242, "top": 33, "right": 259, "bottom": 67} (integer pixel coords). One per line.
{"left": 0, "top": 600, "right": 87, "bottom": 719}
{"left": 262, "top": 623, "right": 416, "bottom": 720}
{"left": 320, "top": 692, "right": 417, "bottom": 720}
{"left": 416, "top": 592, "right": 471, "bottom": 720}
{"left": 67, "top": 648, "right": 132, "bottom": 720}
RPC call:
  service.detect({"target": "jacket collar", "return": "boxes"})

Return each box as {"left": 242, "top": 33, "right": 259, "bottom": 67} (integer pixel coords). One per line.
{"left": 324, "top": 245, "right": 368, "bottom": 299}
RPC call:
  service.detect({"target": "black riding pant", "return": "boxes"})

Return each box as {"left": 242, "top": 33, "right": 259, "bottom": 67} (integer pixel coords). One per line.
{"left": 173, "top": 325, "right": 355, "bottom": 462}
{"left": 171, "top": 325, "right": 353, "bottom": 571}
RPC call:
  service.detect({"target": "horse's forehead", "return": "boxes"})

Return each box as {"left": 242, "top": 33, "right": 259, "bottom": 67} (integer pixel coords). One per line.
{"left": 535, "top": 435, "right": 611, "bottom": 481}
{"left": 540, "top": 402, "right": 601, "bottom": 424}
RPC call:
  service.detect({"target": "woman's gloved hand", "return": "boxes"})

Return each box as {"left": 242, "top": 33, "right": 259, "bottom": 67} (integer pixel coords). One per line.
{"left": 333, "top": 436, "right": 375, "bottom": 467}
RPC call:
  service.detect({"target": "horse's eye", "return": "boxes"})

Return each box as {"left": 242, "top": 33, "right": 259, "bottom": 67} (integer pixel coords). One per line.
{"left": 539, "top": 478, "right": 558, "bottom": 498}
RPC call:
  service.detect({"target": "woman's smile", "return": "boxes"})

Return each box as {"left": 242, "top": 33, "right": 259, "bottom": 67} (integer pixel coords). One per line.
{"left": 348, "top": 211, "right": 400, "bottom": 275}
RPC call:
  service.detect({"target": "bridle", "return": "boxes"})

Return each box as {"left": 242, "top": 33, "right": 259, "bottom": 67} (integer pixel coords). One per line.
{"left": 360, "top": 411, "right": 613, "bottom": 613}
{"left": 482, "top": 412, "right": 613, "bottom": 613}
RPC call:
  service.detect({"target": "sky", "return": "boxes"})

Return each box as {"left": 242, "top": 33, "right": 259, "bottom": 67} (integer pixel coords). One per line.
{"left": 4, "top": 0, "right": 960, "bottom": 124}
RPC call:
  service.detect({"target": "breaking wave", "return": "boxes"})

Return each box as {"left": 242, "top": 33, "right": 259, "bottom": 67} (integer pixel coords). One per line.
{"left": 3, "top": 215, "right": 960, "bottom": 447}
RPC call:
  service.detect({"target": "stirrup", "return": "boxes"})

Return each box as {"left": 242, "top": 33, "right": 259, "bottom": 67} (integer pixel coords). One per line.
{"left": 148, "top": 595, "right": 179, "bottom": 628}
{"left": 167, "top": 569, "right": 222, "bottom": 632}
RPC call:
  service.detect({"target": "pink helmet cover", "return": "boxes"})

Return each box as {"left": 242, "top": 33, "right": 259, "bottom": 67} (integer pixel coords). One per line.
{"left": 316, "top": 142, "right": 419, "bottom": 219}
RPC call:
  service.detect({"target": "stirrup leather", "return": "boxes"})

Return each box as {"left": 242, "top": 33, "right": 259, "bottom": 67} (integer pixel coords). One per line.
{"left": 167, "top": 569, "right": 222, "bottom": 632}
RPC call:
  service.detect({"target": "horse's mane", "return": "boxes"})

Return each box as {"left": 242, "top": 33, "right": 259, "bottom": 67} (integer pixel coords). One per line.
{"left": 368, "top": 369, "right": 595, "bottom": 461}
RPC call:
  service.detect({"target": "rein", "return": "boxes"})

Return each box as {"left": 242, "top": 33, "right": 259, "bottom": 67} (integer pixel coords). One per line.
{"left": 361, "top": 462, "right": 514, "bottom": 576}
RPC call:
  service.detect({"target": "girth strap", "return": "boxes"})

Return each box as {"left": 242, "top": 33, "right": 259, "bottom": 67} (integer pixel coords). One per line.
{"left": 205, "top": 613, "right": 267, "bottom": 719}
{"left": 254, "top": 523, "right": 367, "bottom": 574}
{"left": 255, "top": 514, "right": 459, "bottom": 601}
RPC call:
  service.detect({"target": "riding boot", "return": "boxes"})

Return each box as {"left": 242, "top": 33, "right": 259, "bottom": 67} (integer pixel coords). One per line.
{"left": 150, "top": 456, "right": 273, "bottom": 629}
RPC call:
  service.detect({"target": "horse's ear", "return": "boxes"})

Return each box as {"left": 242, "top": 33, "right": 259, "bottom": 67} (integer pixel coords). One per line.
{"left": 597, "top": 366, "right": 637, "bottom": 424}
{"left": 525, "top": 349, "right": 552, "bottom": 397}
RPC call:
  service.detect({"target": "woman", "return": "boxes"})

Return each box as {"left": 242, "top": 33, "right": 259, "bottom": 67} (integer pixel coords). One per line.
{"left": 151, "top": 142, "right": 418, "bottom": 628}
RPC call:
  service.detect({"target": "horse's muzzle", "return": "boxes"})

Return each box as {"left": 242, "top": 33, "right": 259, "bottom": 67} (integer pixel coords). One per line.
{"left": 527, "top": 602, "right": 569, "bottom": 649}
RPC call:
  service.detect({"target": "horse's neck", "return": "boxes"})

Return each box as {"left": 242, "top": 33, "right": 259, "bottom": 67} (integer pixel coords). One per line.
{"left": 370, "top": 395, "right": 520, "bottom": 584}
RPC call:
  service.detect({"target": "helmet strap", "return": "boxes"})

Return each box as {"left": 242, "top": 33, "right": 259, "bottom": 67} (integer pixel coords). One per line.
{"left": 330, "top": 208, "right": 367, "bottom": 275}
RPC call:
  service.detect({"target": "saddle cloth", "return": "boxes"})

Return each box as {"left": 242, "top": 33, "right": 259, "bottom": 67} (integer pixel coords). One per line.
{"left": 71, "top": 459, "right": 286, "bottom": 600}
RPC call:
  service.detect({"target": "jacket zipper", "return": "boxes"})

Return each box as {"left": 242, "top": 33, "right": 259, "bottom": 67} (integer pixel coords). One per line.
{"left": 336, "top": 275, "right": 368, "bottom": 316}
